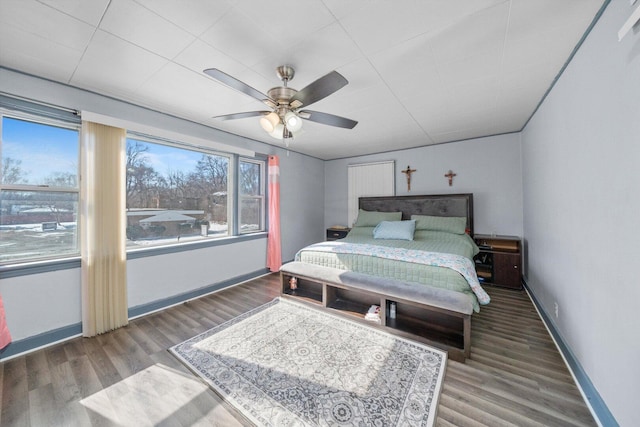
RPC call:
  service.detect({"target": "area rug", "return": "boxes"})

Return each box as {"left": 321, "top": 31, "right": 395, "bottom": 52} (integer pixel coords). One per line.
{"left": 170, "top": 297, "right": 446, "bottom": 426}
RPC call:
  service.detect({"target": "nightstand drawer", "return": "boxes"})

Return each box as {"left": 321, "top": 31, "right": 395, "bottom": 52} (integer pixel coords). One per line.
{"left": 326, "top": 228, "right": 350, "bottom": 241}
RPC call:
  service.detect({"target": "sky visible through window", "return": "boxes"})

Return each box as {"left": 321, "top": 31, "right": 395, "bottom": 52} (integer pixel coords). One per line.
{"left": 2, "top": 117, "right": 78, "bottom": 186}
{"left": 1, "top": 118, "right": 204, "bottom": 184}
{"left": 2, "top": 116, "right": 263, "bottom": 263}
{"left": 128, "top": 139, "right": 202, "bottom": 176}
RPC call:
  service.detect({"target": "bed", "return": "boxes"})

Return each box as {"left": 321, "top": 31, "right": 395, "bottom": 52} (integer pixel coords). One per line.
{"left": 295, "top": 193, "right": 490, "bottom": 312}
{"left": 281, "top": 193, "right": 489, "bottom": 361}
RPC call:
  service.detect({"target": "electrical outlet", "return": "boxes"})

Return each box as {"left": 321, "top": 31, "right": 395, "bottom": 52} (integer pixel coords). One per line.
{"left": 554, "top": 302, "right": 559, "bottom": 318}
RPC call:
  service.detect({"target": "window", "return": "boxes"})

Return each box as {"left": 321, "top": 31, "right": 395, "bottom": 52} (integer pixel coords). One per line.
{"left": 0, "top": 107, "right": 266, "bottom": 266}
{"left": 1, "top": 116, "right": 80, "bottom": 264}
{"left": 239, "top": 159, "right": 265, "bottom": 234}
{"left": 125, "top": 136, "right": 233, "bottom": 248}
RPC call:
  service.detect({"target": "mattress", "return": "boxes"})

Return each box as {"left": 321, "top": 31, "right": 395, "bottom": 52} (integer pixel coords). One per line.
{"left": 295, "top": 227, "right": 483, "bottom": 311}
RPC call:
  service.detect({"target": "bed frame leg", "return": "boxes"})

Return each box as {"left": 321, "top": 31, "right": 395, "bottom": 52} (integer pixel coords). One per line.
{"left": 463, "top": 315, "right": 471, "bottom": 359}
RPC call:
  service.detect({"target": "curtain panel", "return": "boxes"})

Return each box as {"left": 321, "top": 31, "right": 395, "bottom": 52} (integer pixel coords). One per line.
{"left": 267, "top": 155, "right": 282, "bottom": 272}
{"left": 80, "top": 121, "right": 128, "bottom": 337}
{"left": 0, "top": 293, "right": 11, "bottom": 350}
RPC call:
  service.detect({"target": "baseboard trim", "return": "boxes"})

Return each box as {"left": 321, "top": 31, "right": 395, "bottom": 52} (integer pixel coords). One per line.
{"left": 0, "top": 323, "right": 83, "bottom": 361}
{"left": 523, "top": 280, "right": 618, "bottom": 427}
{"left": 128, "top": 268, "right": 271, "bottom": 319}
{"left": 0, "top": 268, "right": 271, "bottom": 361}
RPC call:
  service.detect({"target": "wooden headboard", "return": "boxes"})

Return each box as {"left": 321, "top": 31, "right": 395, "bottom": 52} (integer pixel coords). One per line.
{"left": 359, "top": 193, "right": 474, "bottom": 235}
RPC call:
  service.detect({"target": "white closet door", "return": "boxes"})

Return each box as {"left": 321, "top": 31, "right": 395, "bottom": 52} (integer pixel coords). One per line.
{"left": 347, "top": 161, "right": 395, "bottom": 226}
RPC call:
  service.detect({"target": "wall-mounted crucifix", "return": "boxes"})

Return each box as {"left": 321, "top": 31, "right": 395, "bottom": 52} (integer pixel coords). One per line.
{"left": 401, "top": 165, "right": 417, "bottom": 191}
{"left": 444, "top": 170, "right": 457, "bottom": 186}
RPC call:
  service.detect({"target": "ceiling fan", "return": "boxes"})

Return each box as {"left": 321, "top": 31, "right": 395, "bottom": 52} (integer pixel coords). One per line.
{"left": 203, "top": 65, "right": 358, "bottom": 142}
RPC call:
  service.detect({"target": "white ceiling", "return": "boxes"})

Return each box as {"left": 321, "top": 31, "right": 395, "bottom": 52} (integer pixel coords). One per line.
{"left": 0, "top": 0, "right": 605, "bottom": 160}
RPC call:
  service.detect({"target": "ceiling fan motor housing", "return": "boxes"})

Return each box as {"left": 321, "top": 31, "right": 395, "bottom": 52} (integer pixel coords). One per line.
{"left": 267, "top": 87, "right": 299, "bottom": 121}
{"left": 267, "top": 87, "right": 297, "bottom": 106}
{"left": 275, "top": 65, "right": 295, "bottom": 85}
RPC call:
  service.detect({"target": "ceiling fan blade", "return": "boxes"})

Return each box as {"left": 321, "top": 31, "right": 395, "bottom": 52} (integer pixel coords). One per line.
{"left": 213, "top": 111, "right": 271, "bottom": 121}
{"left": 290, "top": 71, "right": 348, "bottom": 107}
{"left": 299, "top": 110, "right": 358, "bottom": 129}
{"left": 204, "top": 68, "right": 273, "bottom": 103}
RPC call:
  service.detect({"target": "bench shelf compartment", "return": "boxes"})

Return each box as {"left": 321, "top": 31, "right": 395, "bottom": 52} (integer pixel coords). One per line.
{"left": 280, "top": 262, "right": 472, "bottom": 362}
{"left": 281, "top": 273, "right": 323, "bottom": 305}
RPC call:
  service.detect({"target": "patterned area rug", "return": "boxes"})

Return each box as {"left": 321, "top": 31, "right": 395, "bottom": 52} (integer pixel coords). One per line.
{"left": 170, "top": 297, "right": 446, "bottom": 426}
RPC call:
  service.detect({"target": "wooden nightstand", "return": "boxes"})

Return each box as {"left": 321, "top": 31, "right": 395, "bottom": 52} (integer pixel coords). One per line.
{"left": 326, "top": 227, "right": 350, "bottom": 241}
{"left": 474, "top": 234, "right": 522, "bottom": 289}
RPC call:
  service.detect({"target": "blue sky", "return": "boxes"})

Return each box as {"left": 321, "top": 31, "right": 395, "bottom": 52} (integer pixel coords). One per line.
{"left": 2, "top": 117, "right": 78, "bottom": 185}
{"left": 1, "top": 117, "right": 211, "bottom": 184}
{"left": 129, "top": 138, "right": 203, "bottom": 176}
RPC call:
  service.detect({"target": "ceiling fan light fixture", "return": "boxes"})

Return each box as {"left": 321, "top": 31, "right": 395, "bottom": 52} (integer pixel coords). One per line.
{"left": 260, "top": 112, "right": 280, "bottom": 133}
{"left": 284, "top": 111, "right": 303, "bottom": 132}
{"left": 269, "top": 123, "right": 284, "bottom": 139}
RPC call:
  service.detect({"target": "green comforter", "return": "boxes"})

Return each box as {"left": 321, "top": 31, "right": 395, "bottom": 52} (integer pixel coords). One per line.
{"left": 295, "top": 227, "right": 482, "bottom": 311}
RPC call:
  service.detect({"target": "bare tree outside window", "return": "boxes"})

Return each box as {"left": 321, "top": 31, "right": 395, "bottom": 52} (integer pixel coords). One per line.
{"left": 1, "top": 157, "right": 26, "bottom": 184}
{"left": 125, "top": 138, "right": 233, "bottom": 247}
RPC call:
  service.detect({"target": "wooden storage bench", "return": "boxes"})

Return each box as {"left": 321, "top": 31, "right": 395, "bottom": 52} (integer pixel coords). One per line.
{"left": 280, "top": 261, "right": 474, "bottom": 362}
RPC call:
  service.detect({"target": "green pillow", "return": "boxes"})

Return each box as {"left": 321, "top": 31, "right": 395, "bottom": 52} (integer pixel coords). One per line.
{"left": 353, "top": 209, "right": 402, "bottom": 227}
{"left": 411, "top": 215, "right": 467, "bottom": 234}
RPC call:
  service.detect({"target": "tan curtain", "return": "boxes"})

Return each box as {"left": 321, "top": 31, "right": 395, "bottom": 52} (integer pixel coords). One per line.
{"left": 80, "top": 121, "right": 128, "bottom": 337}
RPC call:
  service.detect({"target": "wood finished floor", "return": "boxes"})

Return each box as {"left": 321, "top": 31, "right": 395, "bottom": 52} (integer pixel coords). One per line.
{"left": 0, "top": 274, "right": 596, "bottom": 426}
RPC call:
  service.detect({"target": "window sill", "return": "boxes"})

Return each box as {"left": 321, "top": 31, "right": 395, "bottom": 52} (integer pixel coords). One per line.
{"left": 126, "top": 231, "right": 268, "bottom": 259}
{"left": 0, "top": 232, "right": 268, "bottom": 278}
{"left": 0, "top": 257, "right": 81, "bottom": 279}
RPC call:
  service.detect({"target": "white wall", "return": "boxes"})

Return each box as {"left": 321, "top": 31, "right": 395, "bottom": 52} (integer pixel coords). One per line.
{"left": 325, "top": 133, "right": 523, "bottom": 236}
{"left": 279, "top": 151, "right": 326, "bottom": 259}
{"left": 0, "top": 238, "right": 268, "bottom": 342}
{"left": 127, "top": 239, "right": 267, "bottom": 308}
{"left": 521, "top": 1, "right": 640, "bottom": 425}
{"left": 0, "top": 69, "right": 324, "bottom": 345}
{"left": 0, "top": 268, "right": 81, "bottom": 341}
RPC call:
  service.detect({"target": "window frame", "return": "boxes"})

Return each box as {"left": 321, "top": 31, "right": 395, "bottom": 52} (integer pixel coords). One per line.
{"left": 0, "top": 109, "right": 268, "bottom": 270}
{"left": 124, "top": 133, "right": 237, "bottom": 249}
{"left": 238, "top": 157, "right": 266, "bottom": 235}
{"left": 1, "top": 112, "right": 81, "bottom": 192}
{"left": 0, "top": 111, "right": 81, "bottom": 265}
